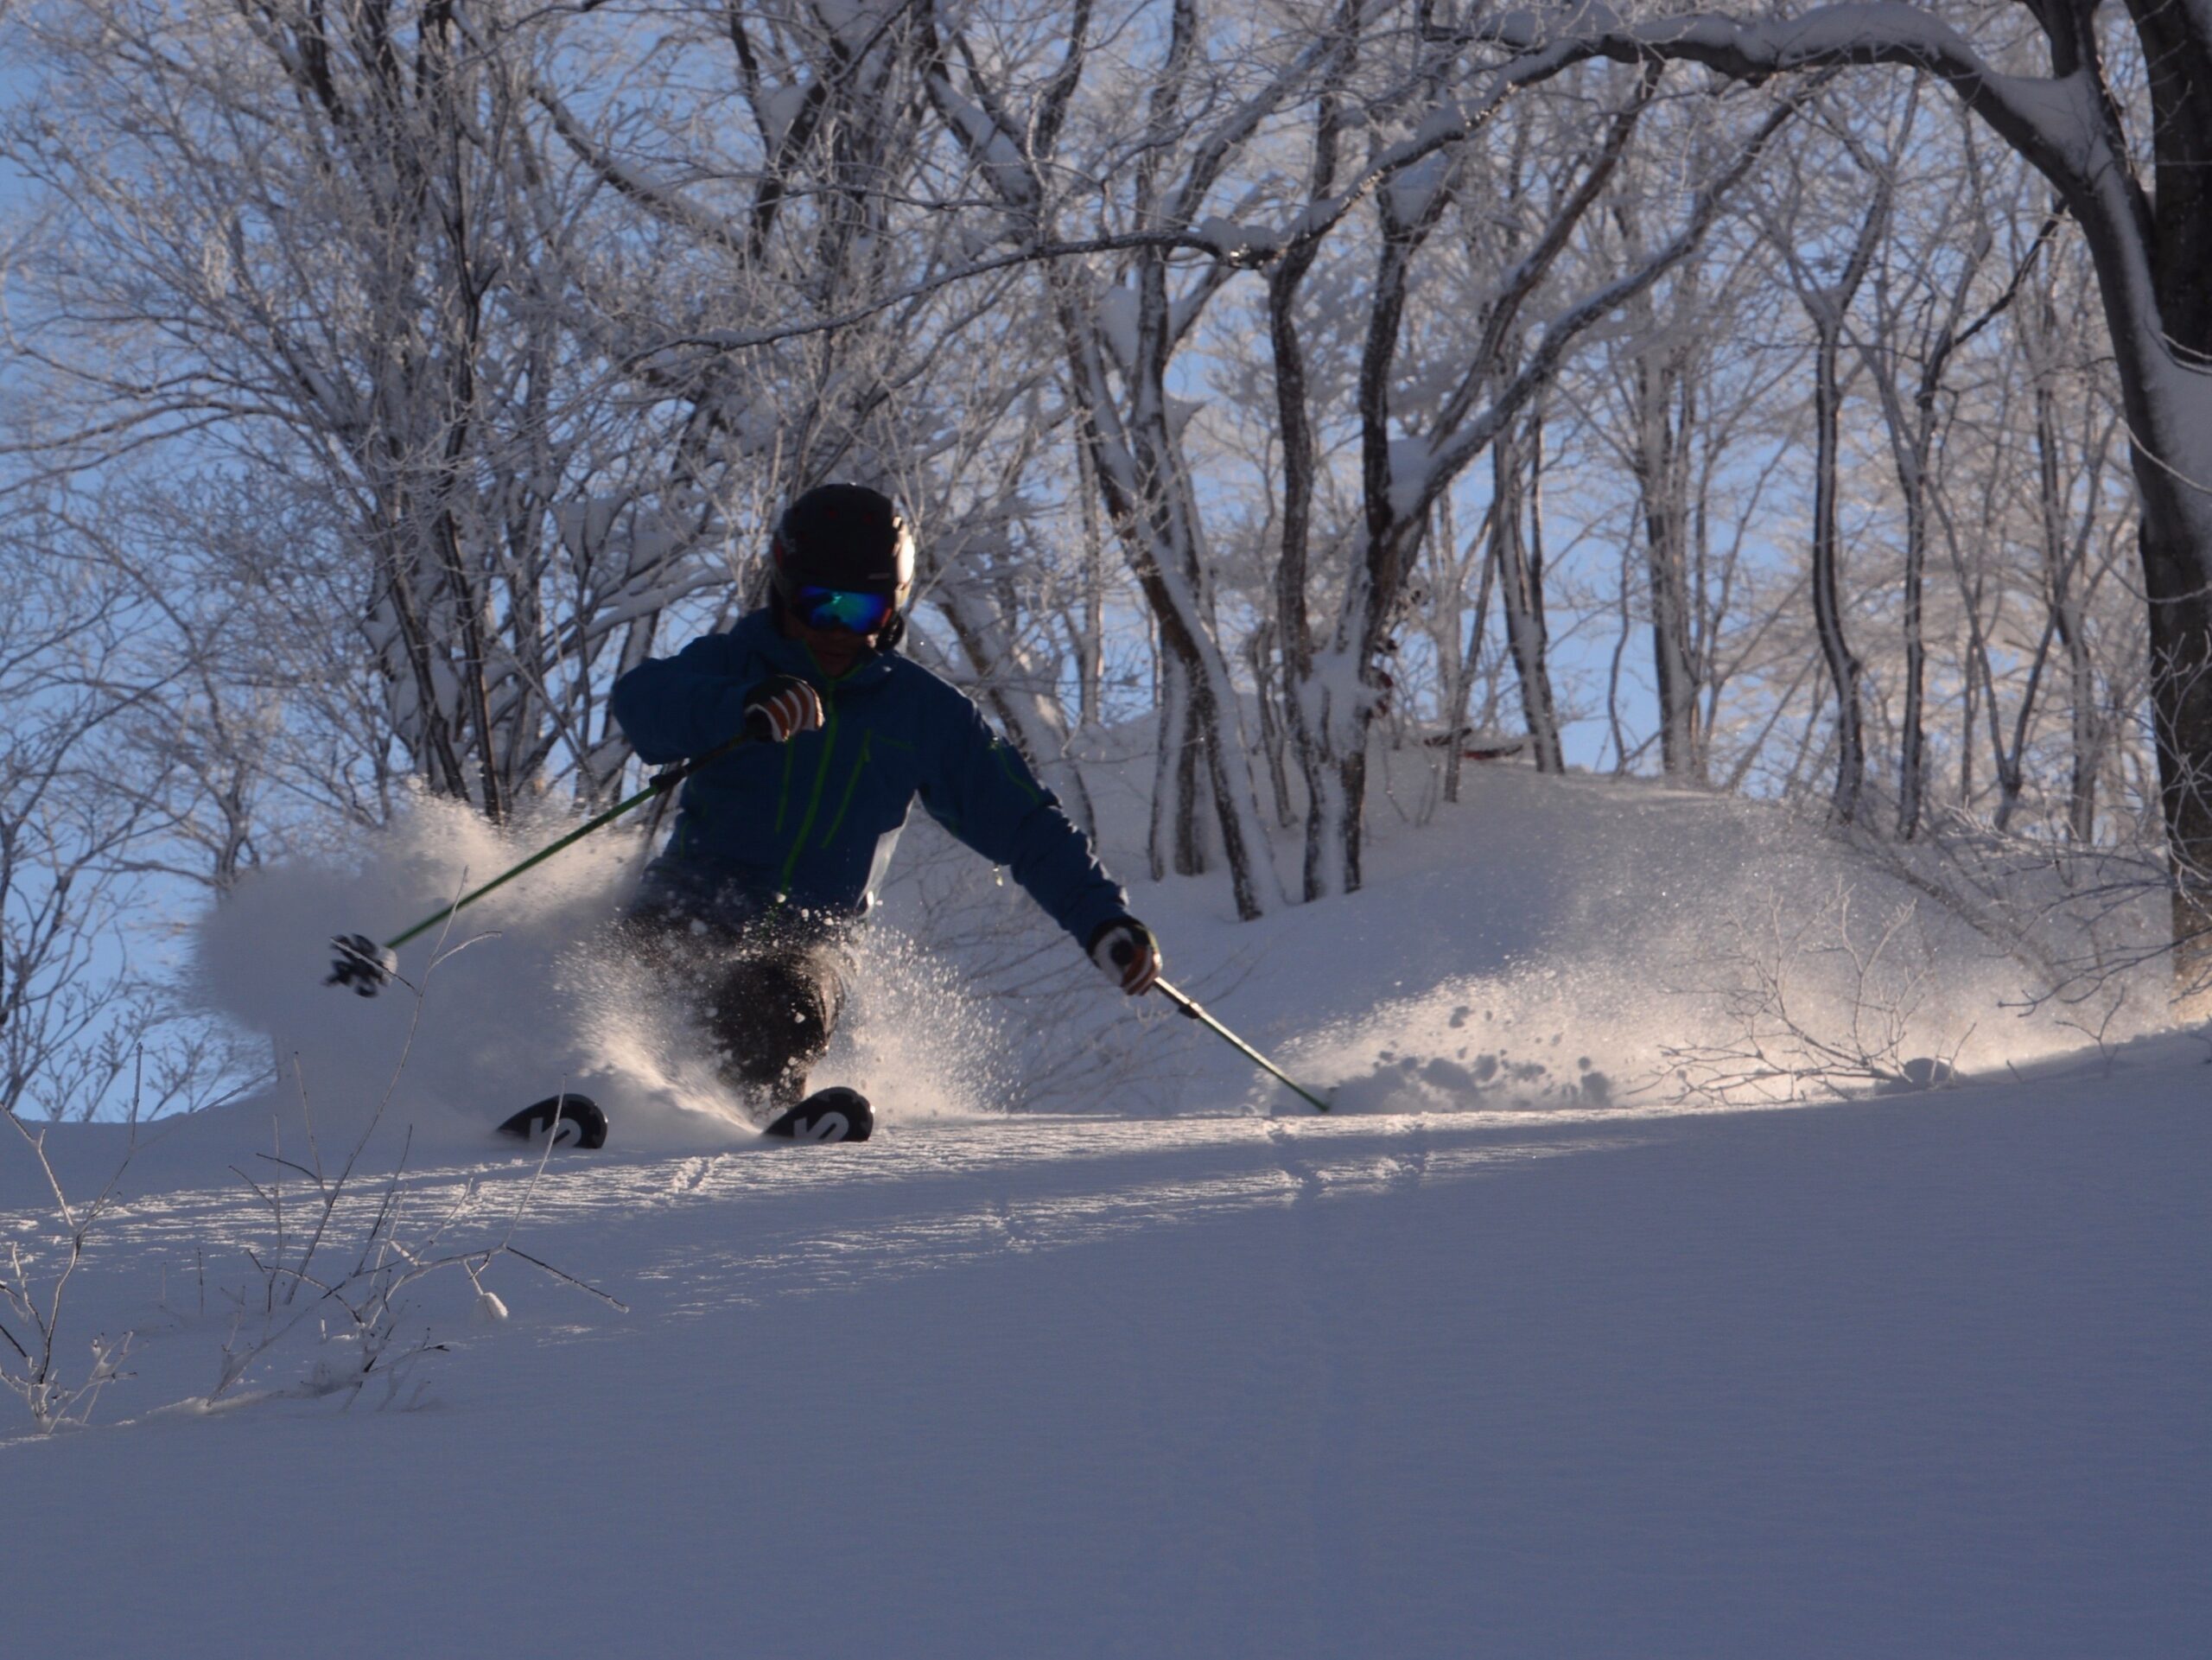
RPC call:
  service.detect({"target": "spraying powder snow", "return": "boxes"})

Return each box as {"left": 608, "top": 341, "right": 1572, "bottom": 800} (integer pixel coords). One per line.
{"left": 193, "top": 792, "right": 1018, "bottom": 1153}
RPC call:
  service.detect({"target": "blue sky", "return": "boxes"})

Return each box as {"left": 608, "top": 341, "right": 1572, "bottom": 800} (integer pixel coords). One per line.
{"left": 0, "top": 56, "right": 30, "bottom": 210}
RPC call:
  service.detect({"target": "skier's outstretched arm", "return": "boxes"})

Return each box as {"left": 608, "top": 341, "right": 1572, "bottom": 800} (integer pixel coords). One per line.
{"left": 918, "top": 692, "right": 1135, "bottom": 957}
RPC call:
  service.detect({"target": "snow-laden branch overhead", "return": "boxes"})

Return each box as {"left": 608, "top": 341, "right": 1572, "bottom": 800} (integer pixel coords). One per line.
{"left": 1481, "top": 3, "right": 2108, "bottom": 184}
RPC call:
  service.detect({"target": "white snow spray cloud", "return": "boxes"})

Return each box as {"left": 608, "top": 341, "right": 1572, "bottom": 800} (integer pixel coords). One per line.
{"left": 193, "top": 792, "right": 1017, "bottom": 1153}
{"left": 824, "top": 928, "right": 1013, "bottom": 1123}
{"left": 1261, "top": 776, "right": 2171, "bottom": 1119}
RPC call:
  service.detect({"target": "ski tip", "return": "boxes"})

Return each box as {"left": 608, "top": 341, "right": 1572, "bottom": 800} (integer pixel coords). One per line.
{"left": 762, "top": 1086, "right": 874, "bottom": 1144}
{"left": 497, "top": 1093, "right": 609, "bottom": 1151}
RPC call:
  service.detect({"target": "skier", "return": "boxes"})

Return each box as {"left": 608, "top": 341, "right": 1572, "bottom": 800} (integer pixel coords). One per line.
{"left": 606, "top": 482, "right": 1160, "bottom": 1143}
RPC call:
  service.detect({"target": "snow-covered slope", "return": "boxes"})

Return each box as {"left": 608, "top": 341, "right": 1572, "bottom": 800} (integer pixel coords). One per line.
{"left": 3, "top": 770, "right": 2205, "bottom": 1656}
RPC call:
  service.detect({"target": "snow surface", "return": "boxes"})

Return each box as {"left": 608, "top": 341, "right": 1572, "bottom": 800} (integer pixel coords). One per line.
{"left": 4, "top": 765, "right": 2207, "bottom": 1655}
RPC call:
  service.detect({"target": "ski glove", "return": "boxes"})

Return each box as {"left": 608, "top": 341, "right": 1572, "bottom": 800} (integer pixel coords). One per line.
{"left": 742, "top": 673, "right": 825, "bottom": 744}
{"left": 1087, "top": 916, "right": 1161, "bottom": 995}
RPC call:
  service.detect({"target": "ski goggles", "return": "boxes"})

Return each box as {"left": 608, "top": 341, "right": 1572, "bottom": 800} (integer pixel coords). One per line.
{"left": 794, "top": 584, "right": 896, "bottom": 634}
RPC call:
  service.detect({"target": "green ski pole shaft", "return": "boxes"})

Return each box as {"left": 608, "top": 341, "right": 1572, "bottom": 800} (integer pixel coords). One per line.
{"left": 382, "top": 734, "right": 747, "bottom": 953}
{"left": 1153, "top": 976, "right": 1332, "bottom": 1114}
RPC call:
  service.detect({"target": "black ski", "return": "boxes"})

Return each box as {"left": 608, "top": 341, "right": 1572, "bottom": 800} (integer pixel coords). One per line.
{"left": 496, "top": 1093, "right": 610, "bottom": 1150}
{"left": 496, "top": 1085, "right": 874, "bottom": 1149}
{"left": 763, "top": 1086, "right": 874, "bottom": 1143}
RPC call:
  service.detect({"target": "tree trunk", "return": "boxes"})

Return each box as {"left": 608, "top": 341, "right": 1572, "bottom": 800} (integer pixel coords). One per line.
{"left": 2142, "top": 517, "right": 2212, "bottom": 1001}
{"left": 1895, "top": 429, "right": 1930, "bottom": 840}
{"left": 1146, "top": 646, "right": 1185, "bottom": 883}
{"left": 1809, "top": 309, "right": 1865, "bottom": 825}
{"left": 1248, "top": 622, "right": 1298, "bottom": 829}
{"left": 1493, "top": 421, "right": 1565, "bottom": 773}
{"left": 2031, "top": 358, "right": 2094, "bottom": 845}
{"left": 1788, "top": 184, "right": 1885, "bottom": 828}
{"left": 1442, "top": 499, "right": 1501, "bottom": 806}
{"left": 1074, "top": 414, "right": 1107, "bottom": 732}
{"left": 1632, "top": 351, "right": 1703, "bottom": 780}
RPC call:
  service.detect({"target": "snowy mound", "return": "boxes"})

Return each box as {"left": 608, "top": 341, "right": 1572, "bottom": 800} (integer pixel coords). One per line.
{"left": 3, "top": 767, "right": 2202, "bottom": 1654}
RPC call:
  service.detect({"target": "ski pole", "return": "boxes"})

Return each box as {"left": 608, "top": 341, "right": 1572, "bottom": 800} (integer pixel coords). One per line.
{"left": 327, "top": 732, "right": 750, "bottom": 994}
{"left": 1152, "top": 976, "right": 1332, "bottom": 1114}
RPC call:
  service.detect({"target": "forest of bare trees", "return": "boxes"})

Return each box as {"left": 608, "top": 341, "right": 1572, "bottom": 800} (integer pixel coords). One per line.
{"left": 3, "top": 0, "right": 2207, "bottom": 1115}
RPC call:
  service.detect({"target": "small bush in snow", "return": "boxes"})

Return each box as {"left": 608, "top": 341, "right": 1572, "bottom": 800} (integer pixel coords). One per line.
{"left": 0, "top": 1116, "right": 137, "bottom": 1433}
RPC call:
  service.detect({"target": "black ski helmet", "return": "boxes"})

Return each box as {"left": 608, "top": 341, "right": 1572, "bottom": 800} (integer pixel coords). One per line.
{"left": 770, "top": 484, "right": 916, "bottom": 614}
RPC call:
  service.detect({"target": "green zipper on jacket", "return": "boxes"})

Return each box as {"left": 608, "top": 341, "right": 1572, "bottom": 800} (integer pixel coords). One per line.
{"left": 819, "top": 731, "right": 874, "bottom": 850}
{"left": 773, "top": 735, "right": 798, "bottom": 836}
{"left": 821, "top": 728, "right": 918, "bottom": 849}
{"left": 777, "top": 690, "right": 840, "bottom": 895}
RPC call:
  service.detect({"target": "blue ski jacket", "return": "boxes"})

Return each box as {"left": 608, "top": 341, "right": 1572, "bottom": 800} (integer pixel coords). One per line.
{"left": 609, "top": 609, "right": 1128, "bottom": 946}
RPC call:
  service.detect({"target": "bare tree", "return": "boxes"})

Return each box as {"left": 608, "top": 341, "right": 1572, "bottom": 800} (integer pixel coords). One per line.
{"left": 1761, "top": 119, "right": 1889, "bottom": 825}
{"left": 1486, "top": 0, "right": 2212, "bottom": 998}
{"left": 1487, "top": 405, "right": 1568, "bottom": 776}
{"left": 1848, "top": 108, "right": 2051, "bottom": 840}
{"left": 0, "top": 519, "right": 213, "bottom": 1122}
{"left": 1253, "top": 38, "right": 1809, "bottom": 894}
{"left": 3, "top": 0, "right": 738, "bottom": 821}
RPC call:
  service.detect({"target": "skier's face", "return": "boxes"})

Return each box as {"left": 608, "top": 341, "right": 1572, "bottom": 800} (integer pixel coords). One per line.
{"left": 784, "top": 608, "right": 880, "bottom": 677}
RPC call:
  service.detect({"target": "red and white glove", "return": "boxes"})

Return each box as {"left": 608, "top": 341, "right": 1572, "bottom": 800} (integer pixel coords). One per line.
{"left": 1088, "top": 917, "right": 1161, "bottom": 995}
{"left": 742, "top": 674, "right": 824, "bottom": 743}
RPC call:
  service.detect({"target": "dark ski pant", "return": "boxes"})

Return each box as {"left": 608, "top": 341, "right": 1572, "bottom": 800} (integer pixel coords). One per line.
{"left": 619, "top": 882, "right": 849, "bottom": 1115}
